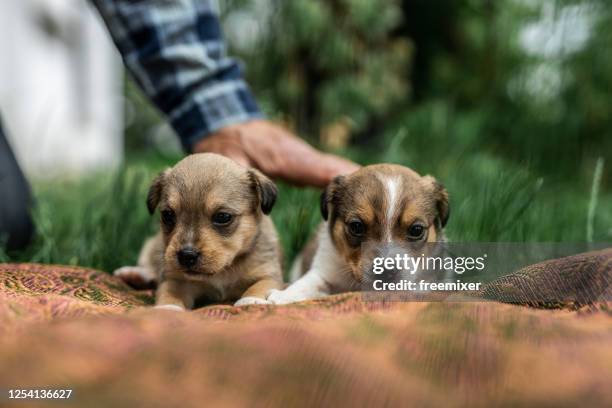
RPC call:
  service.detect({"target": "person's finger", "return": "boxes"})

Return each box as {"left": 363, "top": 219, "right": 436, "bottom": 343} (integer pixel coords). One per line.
{"left": 224, "top": 152, "right": 251, "bottom": 168}
{"left": 321, "top": 154, "right": 361, "bottom": 179}
{"left": 266, "top": 130, "right": 360, "bottom": 187}
{"left": 193, "top": 132, "right": 252, "bottom": 167}
{"left": 196, "top": 121, "right": 360, "bottom": 187}
{"left": 277, "top": 150, "right": 359, "bottom": 188}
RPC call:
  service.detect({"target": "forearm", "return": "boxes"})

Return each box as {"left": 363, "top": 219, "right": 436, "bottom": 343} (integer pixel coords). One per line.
{"left": 91, "top": 0, "right": 262, "bottom": 151}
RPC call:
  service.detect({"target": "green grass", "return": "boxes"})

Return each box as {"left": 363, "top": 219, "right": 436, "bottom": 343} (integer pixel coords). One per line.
{"left": 1, "top": 109, "right": 610, "bottom": 275}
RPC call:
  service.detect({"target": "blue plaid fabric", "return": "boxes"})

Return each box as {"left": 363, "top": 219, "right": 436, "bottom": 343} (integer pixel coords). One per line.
{"left": 92, "top": 0, "right": 262, "bottom": 151}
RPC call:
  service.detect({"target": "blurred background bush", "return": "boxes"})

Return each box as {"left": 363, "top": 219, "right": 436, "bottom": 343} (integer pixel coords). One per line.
{"left": 218, "top": 0, "right": 612, "bottom": 166}
{"left": 1, "top": 0, "right": 610, "bottom": 274}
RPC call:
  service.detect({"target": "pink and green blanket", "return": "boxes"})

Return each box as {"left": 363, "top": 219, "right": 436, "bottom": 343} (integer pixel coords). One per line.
{"left": 0, "top": 249, "right": 610, "bottom": 407}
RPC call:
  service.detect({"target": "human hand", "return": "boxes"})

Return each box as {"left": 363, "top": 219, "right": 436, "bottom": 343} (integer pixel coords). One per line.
{"left": 193, "top": 120, "right": 359, "bottom": 187}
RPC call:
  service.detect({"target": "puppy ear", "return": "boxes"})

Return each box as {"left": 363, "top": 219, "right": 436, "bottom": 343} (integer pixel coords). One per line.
{"left": 146, "top": 170, "right": 168, "bottom": 215}
{"left": 423, "top": 175, "right": 450, "bottom": 228}
{"left": 321, "top": 176, "right": 345, "bottom": 221}
{"left": 320, "top": 190, "right": 329, "bottom": 221}
{"left": 248, "top": 169, "right": 278, "bottom": 215}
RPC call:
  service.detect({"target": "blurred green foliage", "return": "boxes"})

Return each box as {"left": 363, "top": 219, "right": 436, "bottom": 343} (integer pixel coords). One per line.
{"left": 223, "top": 0, "right": 611, "bottom": 169}
{"left": 226, "top": 0, "right": 412, "bottom": 139}
{"left": 401, "top": 0, "right": 612, "bottom": 176}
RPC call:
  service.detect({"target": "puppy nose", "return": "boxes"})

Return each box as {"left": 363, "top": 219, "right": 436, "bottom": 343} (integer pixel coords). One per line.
{"left": 177, "top": 247, "right": 200, "bottom": 267}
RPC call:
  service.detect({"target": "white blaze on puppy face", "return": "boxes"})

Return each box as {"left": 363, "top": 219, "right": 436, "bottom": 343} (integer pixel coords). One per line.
{"left": 379, "top": 174, "right": 402, "bottom": 243}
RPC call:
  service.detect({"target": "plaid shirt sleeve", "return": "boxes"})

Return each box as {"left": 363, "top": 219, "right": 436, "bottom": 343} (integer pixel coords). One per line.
{"left": 92, "top": 0, "right": 263, "bottom": 151}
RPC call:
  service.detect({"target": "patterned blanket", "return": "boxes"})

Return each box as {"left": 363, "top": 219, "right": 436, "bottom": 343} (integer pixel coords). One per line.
{"left": 0, "top": 249, "right": 611, "bottom": 407}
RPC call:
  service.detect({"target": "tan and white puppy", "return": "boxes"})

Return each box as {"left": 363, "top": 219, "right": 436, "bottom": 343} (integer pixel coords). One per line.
{"left": 267, "top": 164, "right": 450, "bottom": 304}
{"left": 114, "top": 153, "right": 283, "bottom": 310}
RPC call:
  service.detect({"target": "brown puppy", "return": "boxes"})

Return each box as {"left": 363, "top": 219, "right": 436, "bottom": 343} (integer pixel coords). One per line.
{"left": 267, "top": 163, "right": 449, "bottom": 304}
{"left": 114, "top": 153, "right": 283, "bottom": 310}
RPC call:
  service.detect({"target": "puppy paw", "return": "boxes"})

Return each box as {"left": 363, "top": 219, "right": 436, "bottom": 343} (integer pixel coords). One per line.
{"left": 154, "top": 304, "right": 185, "bottom": 312}
{"left": 234, "top": 296, "right": 270, "bottom": 307}
{"left": 266, "top": 289, "right": 307, "bottom": 305}
{"left": 114, "top": 266, "right": 156, "bottom": 289}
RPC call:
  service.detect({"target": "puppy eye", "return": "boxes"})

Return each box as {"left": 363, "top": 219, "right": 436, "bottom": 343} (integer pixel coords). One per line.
{"left": 161, "top": 209, "right": 176, "bottom": 228}
{"left": 407, "top": 223, "right": 426, "bottom": 240}
{"left": 212, "top": 212, "right": 233, "bottom": 226}
{"left": 348, "top": 220, "right": 366, "bottom": 237}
